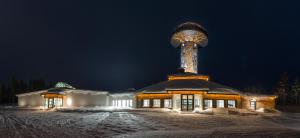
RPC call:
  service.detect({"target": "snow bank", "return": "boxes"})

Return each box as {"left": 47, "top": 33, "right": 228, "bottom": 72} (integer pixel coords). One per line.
{"left": 0, "top": 109, "right": 299, "bottom": 137}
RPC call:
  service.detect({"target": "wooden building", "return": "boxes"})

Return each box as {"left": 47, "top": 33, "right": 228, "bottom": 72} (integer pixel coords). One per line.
{"left": 136, "top": 73, "right": 276, "bottom": 111}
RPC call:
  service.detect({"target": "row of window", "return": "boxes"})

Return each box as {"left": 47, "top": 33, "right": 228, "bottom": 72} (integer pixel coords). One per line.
{"left": 143, "top": 99, "right": 172, "bottom": 108}
{"left": 142, "top": 99, "right": 236, "bottom": 109}
{"left": 204, "top": 99, "right": 236, "bottom": 108}
{"left": 112, "top": 100, "right": 133, "bottom": 107}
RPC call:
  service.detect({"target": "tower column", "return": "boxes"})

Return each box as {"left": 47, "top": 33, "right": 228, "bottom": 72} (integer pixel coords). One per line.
{"left": 180, "top": 42, "right": 198, "bottom": 74}
{"left": 170, "top": 22, "right": 208, "bottom": 75}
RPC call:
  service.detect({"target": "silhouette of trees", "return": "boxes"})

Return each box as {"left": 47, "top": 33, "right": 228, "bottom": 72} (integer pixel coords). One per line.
{"left": 290, "top": 77, "right": 300, "bottom": 105}
{"left": 273, "top": 72, "right": 289, "bottom": 105}
{"left": 0, "top": 77, "right": 52, "bottom": 104}
{"left": 273, "top": 72, "right": 300, "bottom": 106}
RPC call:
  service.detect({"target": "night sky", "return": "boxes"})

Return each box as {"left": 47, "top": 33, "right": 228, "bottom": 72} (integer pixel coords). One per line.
{"left": 0, "top": 0, "right": 300, "bottom": 92}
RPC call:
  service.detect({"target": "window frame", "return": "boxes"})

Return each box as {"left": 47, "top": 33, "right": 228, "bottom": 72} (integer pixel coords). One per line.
{"left": 143, "top": 99, "right": 150, "bottom": 107}
{"left": 216, "top": 100, "right": 225, "bottom": 108}
{"left": 164, "top": 99, "right": 172, "bottom": 108}
{"left": 204, "top": 99, "right": 213, "bottom": 109}
{"left": 153, "top": 99, "right": 161, "bottom": 107}
{"left": 227, "top": 100, "right": 236, "bottom": 108}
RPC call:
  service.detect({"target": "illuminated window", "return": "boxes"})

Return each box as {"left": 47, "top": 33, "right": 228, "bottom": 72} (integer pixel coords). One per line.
{"left": 126, "top": 100, "right": 129, "bottom": 107}
{"left": 143, "top": 99, "right": 150, "bottom": 107}
{"left": 54, "top": 98, "right": 63, "bottom": 107}
{"left": 122, "top": 100, "right": 126, "bottom": 107}
{"left": 113, "top": 100, "right": 116, "bottom": 106}
{"left": 250, "top": 99, "right": 256, "bottom": 110}
{"left": 118, "top": 100, "right": 122, "bottom": 107}
{"left": 227, "top": 100, "right": 236, "bottom": 108}
{"left": 216, "top": 100, "right": 224, "bottom": 108}
{"left": 129, "top": 100, "right": 132, "bottom": 107}
{"left": 204, "top": 100, "right": 212, "bottom": 109}
{"left": 164, "top": 99, "right": 172, "bottom": 108}
{"left": 194, "top": 99, "right": 199, "bottom": 107}
{"left": 44, "top": 98, "right": 48, "bottom": 108}
{"left": 153, "top": 99, "right": 161, "bottom": 107}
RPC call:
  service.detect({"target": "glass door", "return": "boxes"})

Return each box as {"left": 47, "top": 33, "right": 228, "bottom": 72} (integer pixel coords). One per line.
{"left": 181, "top": 94, "right": 194, "bottom": 111}
{"left": 48, "top": 98, "right": 54, "bottom": 108}
{"left": 250, "top": 101, "right": 256, "bottom": 110}
{"left": 181, "top": 95, "right": 188, "bottom": 110}
{"left": 43, "top": 96, "right": 63, "bottom": 109}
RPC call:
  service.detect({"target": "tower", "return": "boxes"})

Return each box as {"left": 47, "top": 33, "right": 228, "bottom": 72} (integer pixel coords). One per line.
{"left": 170, "top": 22, "right": 208, "bottom": 74}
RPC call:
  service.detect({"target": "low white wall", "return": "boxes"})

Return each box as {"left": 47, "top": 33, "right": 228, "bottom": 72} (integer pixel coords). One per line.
{"left": 17, "top": 90, "right": 136, "bottom": 108}
{"left": 64, "top": 92, "right": 108, "bottom": 107}
{"left": 18, "top": 94, "right": 43, "bottom": 107}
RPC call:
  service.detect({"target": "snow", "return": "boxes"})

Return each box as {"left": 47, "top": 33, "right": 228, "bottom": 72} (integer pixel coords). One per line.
{"left": 0, "top": 107, "right": 299, "bottom": 137}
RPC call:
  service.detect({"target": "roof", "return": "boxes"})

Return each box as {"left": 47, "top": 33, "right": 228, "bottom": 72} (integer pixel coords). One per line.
{"left": 172, "top": 22, "right": 208, "bottom": 37}
{"left": 138, "top": 79, "right": 241, "bottom": 94}
{"left": 55, "top": 82, "right": 75, "bottom": 89}
{"left": 241, "top": 92, "right": 277, "bottom": 97}
{"left": 16, "top": 89, "right": 108, "bottom": 97}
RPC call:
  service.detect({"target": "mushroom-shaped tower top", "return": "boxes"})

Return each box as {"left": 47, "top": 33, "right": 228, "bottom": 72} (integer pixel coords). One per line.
{"left": 171, "top": 22, "right": 208, "bottom": 48}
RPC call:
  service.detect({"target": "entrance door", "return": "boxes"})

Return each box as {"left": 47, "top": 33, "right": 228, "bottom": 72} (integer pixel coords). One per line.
{"left": 48, "top": 98, "right": 54, "bottom": 108}
{"left": 250, "top": 101, "right": 256, "bottom": 110}
{"left": 181, "top": 94, "right": 194, "bottom": 111}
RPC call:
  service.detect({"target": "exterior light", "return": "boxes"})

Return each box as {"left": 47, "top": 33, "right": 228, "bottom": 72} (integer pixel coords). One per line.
{"left": 67, "top": 98, "right": 72, "bottom": 106}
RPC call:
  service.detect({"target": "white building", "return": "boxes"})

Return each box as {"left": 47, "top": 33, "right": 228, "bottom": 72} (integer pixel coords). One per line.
{"left": 16, "top": 82, "right": 135, "bottom": 109}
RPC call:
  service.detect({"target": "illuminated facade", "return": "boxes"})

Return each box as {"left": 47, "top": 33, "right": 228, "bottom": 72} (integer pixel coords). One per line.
{"left": 16, "top": 82, "right": 136, "bottom": 109}
{"left": 136, "top": 22, "right": 277, "bottom": 111}
{"left": 16, "top": 22, "right": 277, "bottom": 112}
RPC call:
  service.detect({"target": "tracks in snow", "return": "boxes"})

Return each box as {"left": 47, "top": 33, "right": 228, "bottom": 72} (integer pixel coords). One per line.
{"left": 96, "top": 112, "right": 160, "bottom": 137}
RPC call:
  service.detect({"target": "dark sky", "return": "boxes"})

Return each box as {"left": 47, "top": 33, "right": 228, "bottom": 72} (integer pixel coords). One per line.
{"left": 0, "top": 0, "right": 300, "bottom": 91}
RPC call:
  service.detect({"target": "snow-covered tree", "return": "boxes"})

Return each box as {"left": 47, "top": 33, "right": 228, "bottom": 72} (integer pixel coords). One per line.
{"left": 273, "top": 72, "right": 289, "bottom": 105}
{"left": 290, "top": 77, "right": 300, "bottom": 105}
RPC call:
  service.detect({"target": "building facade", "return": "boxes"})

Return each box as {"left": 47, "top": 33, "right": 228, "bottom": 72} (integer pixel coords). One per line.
{"left": 16, "top": 22, "right": 277, "bottom": 112}
{"left": 16, "top": 82, "right": 135, "bottom": 109}
{"left": 136, "top": 74, "right": 276, "bottom": 111}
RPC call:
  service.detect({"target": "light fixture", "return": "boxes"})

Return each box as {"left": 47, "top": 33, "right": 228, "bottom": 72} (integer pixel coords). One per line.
{"left": 67, "top": 98, "right": 72, "bottom": 106}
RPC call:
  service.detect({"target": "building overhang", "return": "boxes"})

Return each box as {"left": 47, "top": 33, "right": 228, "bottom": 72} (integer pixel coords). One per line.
{"left": 41, "top": 92, "right": 65, "bottom": 98}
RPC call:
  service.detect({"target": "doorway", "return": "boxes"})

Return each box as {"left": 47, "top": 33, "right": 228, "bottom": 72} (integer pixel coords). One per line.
{"left": 44, "top": 97, "right": 63, "bottom": 109}
{"left": 250, "top": 101, "right": 256, "bottom": 110}
{"left": 181, "top": 94, "right": 194, "bottom": 111}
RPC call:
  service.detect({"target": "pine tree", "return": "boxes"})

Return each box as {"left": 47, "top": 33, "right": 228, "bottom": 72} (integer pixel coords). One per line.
{"left": 29, "top": 79, "right": 46, "bottom": 91}
{"left": 1, "top": 84, "right": 8, "bottom": 103}
{"left": 18, "top": 80, "right": 28, "bottom": 94}
{"left": 0, "top": 83, "right": 3, "bottom": 103}
{"left": 10, "top": 76, "right": 18, "bottom": 103}
{"left": 290, "top": 77, "right": 300, "bottom": 105}
{"left": 273, "top": 72, "right": 289, "bottom": 105}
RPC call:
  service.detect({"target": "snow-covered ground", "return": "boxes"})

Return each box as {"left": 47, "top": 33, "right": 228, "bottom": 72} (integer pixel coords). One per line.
{"left": 0, "top": 108, "right": 299, "bottom": 138}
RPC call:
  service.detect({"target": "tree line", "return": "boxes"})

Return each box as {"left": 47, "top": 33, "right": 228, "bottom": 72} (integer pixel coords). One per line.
{"left": 0, "top": 77, "right": 53, "bottom": 104}
{"left": 273, "top": 72, "right": 300, "bottom": 105}
{"left": 1, "top": 73, "right": 300, "bottom": 106}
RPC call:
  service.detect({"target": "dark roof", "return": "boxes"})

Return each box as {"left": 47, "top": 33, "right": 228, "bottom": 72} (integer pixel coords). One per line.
{"left": 109, "top": 88, "right": 137, "bottom": 94}
{"left": 47, "top": 88, "right": 67, "bottom": 92}
{"left": 172, "top": 22, "right": 208, "bottom": 37}
{"left": 138, "top": 79, "right": 241, "bottom": 94}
